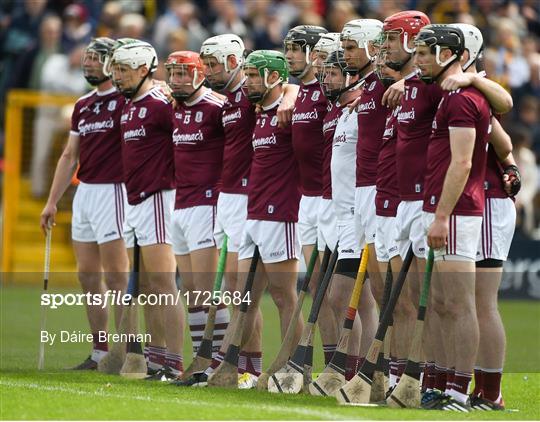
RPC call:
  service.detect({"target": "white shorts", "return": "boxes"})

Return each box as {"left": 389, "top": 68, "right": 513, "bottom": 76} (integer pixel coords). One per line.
{"left": 214, "top": 192, "right": 248, "bottom": 253}
{"left": 124, "top": 190, "right": 175, "bottom": 248}
{"left": 298, "top": 195, "right": 321, "bottom": 246}
{"left": 317, "top": 198, "right": 338, "bottom": 252}
{"left": 354, "top": 186, "right": 377, "bottom": 246}
{"left": 395, "top": 200, "right": 428, "bottom": 259}
{"left": 476, "top": 197, "right": 516, "bottom": 262}
{"left": 72, "top": 182, "right": 126, "bottom": 244}
{"left": 422, "top": 212, "right": 483, "bottom": 262}
{"left": 172, "top": 205, "right": 217, "bottom": 255}
{"left": 238, "top": 220, "right": 301, "bottom": 263}
{"left": 337, "top": 219, "right": 362, "bottom": 260}
{"left": 375, "top": 215, "right": 400, "bottom": 263}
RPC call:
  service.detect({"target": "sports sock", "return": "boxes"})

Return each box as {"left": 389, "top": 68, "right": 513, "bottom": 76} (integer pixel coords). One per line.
{"left": 448, "top": 370, "right": 472, "bottom": 404}
{"left": 188, "top": 306, "right": 208, "bottom": 355}
{"left": 423, "top": 361, "right": 436, "bottom": 391}
{"left": 389, "top": 357, "right": 398, "bottom": 388}
{"left": 243, "top": 351, "right": 262, "bottom": 377}
{"left": 482, "top": 368, "right": 503, "bottom": 403}
{"left": 434, "top": 364, "right": 448, "bottom": 391}
{"left": 147, "top": 345, "right": 166, "bottom": 371}
{"left": 323, "top": 344, "right": 337, "bottom": 365}
{"left": 143, "top": 344, "right": 149, "bottom": 363}
{"left": 164, "top": 352, "right": 183, "bottom": 377}
{"left": 396, "top": 358, "right": 407, "bottom": 384}
{"left": 205, "top": 350, "right": 225, "bottom": 375}
{"left": 472, "top": 366, "right": 484, "bottom": 397}
{"left": 212, "top": 304, "right": 229, "bottom": 357}
{"left": 445, "top": 367, "right": 456, "bottom": 395}
{"left": 91, "top": 333, "right": 108, "bottom": 362}
{"left": 345, "top": 355, "right": 364, "bottom": 381}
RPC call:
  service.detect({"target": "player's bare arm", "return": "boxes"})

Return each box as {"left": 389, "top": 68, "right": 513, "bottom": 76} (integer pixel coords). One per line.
{"left": 440, "top": 73, "right": 513, "bottom": 114}
{"left": 276, "top": 83, "right": 300, "bottom": 127}
{"left": 428, "top": 127, "right": 475, "bottom": 249}
{"left": 489, "top": 117, "right": 512, "bottom": 162}
{"left": 381, "top": 78, "right": 405, "bottom": 108}
{"left": 40, "top": 133, "right": 80, "bottom": 234}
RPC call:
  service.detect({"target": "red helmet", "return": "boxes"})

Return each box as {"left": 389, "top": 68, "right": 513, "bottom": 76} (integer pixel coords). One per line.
{"left": 383, "top": 11, "right": 430, "bottom": 53}
{"left": 165, "top": 51, "right": 205, "bottom": 100}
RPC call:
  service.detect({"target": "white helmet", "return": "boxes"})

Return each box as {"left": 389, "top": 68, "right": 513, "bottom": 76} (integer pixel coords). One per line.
{"left": 341, "top": 19, "right": 383, "bottom": 60}
{"left": 111, "top": 40, "right": 158, "bottom": 73}
{"left": 314, "top": 32, "right": 341, "bottom": 55}
{"left": 200, "top": 34, "right": 245, "bottom": 72}
{"left": 449, "top": 23, "right": 483, "bottom": 71}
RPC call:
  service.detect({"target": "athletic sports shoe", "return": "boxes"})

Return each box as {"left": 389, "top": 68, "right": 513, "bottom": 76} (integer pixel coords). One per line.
{"left": 432, "top": 395, "right": 471, "bottom": 412}
{"left": 70, "top": 355, "right": 97, "bottom": 370}
{"left": 471, "top": 396, "right": 505, "bottom": 411}
{"left": 145, "top": 366, "right": 176, "bottom": 382}
{"left": 238, "top": 372, "right": 259, "bottom": 389}
{"left": 421, "top": 389, "right": 444, "bottom": 409}
{"left": 171, "top": 372, "right": 208, "bottom": 387}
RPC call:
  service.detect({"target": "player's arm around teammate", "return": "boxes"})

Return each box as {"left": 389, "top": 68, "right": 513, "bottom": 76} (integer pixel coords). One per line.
{"left": 40, "top": 38, "right": 129, "bottom": 369}
{"left": 111, "top": 41, "right": 184, "bottom": 379}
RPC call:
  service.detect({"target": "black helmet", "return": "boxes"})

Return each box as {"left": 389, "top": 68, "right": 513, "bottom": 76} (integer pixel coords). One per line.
{"left": 414, "top": 24, "right": 464, "bottom": 84}
{"left": 321, "top": 49, "right": 362, "bottom": 102}
{"left": 284, "top": 25, "right": 328, "bottom": 51}
{"left": 86, "top": 37, "right": 116, "bottom": 62}
{"left": 414, "top": 24, "right": 464, "bottom": 57}
{"left": 325, "top": 49, "right": 348, "bottom": 74}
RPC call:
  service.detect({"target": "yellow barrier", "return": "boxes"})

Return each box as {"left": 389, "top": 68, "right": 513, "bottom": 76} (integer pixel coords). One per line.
{"left": 2, "top": 90, "right": 78, "bottom": 274}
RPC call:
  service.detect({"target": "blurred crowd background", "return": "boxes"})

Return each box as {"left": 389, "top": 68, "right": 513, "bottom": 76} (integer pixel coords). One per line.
{"left": 0, "top": 0, "right": 539, "bottom": 237}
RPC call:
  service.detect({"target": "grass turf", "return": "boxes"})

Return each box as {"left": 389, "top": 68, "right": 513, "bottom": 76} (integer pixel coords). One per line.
{"left": 1, "top": 285, "right": 539, "bottom": 420}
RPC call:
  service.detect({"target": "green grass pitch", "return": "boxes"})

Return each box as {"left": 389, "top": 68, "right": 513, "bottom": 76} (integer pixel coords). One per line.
{"left": 1, "top": 285, "right": 539, "bottom": 420}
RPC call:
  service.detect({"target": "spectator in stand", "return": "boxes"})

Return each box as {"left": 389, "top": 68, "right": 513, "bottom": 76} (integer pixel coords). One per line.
{"left": 117, "top": 12, "right": 146, "bottom": 39}
{"left": 62, "top": 3, "right": 92, "bottom": 52}
{"left": 30, "top": 44, "right": 87, "bottom": 198}
{"left": 210, "top": 0, "right": 250, "bottom": 39}
{"left": 95, "top": 1, "right": 122, "bottom": 38}
{"left": 517, "top": 96, "right": 540, "bottom": 162}
{"left": 507, "top": 124, "right": 539, "bottom": 235}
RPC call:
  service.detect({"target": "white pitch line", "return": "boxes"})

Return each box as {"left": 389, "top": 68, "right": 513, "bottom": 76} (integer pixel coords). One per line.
{"left": 0, "top": 380, "right": 360, "bottom": 421}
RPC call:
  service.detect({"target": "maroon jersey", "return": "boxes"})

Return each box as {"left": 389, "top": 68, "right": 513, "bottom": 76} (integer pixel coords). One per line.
{"left": 221, "top": 79, "right": 256, "bottom": 194}
{"left": 172, "top": 89, "right": 225, "bottom": 209}
{"left": 356, "top": 72, "right": 388, "bottom": 187}
{"left": 484, "top": 145, "right": 507, "bottom": 199}
{"left": 291, "top": 80, "right": 328, "bottom": 196}
{"left": 70, "top": 87, "right": 125, "bottom": 183}
{"left": 423, "top": 87, "right": 491, "bottom": 216}
{"left": 376, "top": 105, "right": 401, "bottom": 217}
{"left": 248, "top": 99, "right": 301, "bottom": 222}
{"left": 396, "top": 74, "right": 443, "bottom": 200}
{"left": 120, "top": 87, "right": 174, "bottom": 205}
{"left": 321, "top": 101, "right": 343, "bottom": 199}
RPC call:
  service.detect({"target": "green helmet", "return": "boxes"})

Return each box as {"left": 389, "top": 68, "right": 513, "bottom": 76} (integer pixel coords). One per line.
{"left": 244, "top": 50, "right": 288, "bottom": 87}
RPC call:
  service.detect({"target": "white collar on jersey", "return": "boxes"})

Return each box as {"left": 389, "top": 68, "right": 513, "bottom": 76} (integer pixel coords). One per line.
{"left": 404, "top": 69, "right": 419, "bottom": 80}
{"left": 262, "top": 93, "right": 284, "bottom": 111}
{"left": 229, "top": 76, "right": 247, "bottom": 94}
{"left": 303, "top": 78, "right": 318, "bottom": 86}
{"left": 184, "top": 87, "right": 210, "bottom": 106}
{"left": 96, "top": 86, "right": 116, "bottom": 96}
{"left": 132, "top": 88, "right": 155, "bottom": 103}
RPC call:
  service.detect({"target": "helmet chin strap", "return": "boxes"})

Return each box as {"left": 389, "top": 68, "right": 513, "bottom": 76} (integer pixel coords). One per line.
{"left": 345, "top": 59, "right": 371, "bottom": 77}
{"left": 120, "top": 58, "right": 156, "bottom": 99}
{"left": 420, "top": 57, "right": 458, "bottom": 85}
{"left": 386, "top": 53, "right": 411, "bottom": 71}
{"left": 85, "top": 74, "right": 109, "bottom": 86}
{"left": 222, "top": 65, "right": 241, "bottom": 91}
{"left": 290, "top": 45, "right": 313, "bottom": 80}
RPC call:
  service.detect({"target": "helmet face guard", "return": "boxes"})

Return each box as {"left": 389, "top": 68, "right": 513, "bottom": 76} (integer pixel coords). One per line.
{"left": 284, "top": 25, "right": 328, "bottom": 79}
{"left": 414, "top": 25, "right": 464, "bottom": 84}
{"left": 382, "top": 11, "right": 431, "bottom": 71}
{"left": 320, "top": 50, "right": 362, "bottom": 102}
{"left": 242, "top": 50, "right": 288, "bottom": 104}
{"left": 165, "top": 51, "right": 205, "bottom": 102}
{"left": 340, "top": 19, "right": 383, "bottom": 75}
{"left": 83, "top": 37, "right": 115, "bottom": 85}
{"left": 200, "top": 34, "right": 245, "bottom": 91}
{"left": 375, "top": 48, "right": 400, "bottom": 88}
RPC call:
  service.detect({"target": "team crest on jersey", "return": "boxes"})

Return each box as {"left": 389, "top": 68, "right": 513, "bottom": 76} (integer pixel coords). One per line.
{"left": 271, "top": 116, "right": 278, "bottom": 127}
{"left": 368, "top": 81, "right": 376, "bottom": 91}
{"left": 195, "top": 111, "right": 203, "bottom": 122}
{"left": 235, "top": 91, "right": 242, "bottom": 103}
{"left": 311, "top": 90, "right": 320, "bottom": 101}
{"left": 138, "top": 107, "right": 147, "bottom": 119}
{"left": 107, "top": 100, "right": 117, "bottom": 111}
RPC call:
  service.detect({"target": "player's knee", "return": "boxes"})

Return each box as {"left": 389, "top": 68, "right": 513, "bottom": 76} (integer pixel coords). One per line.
{"left": 269, "top": 288, "right": 295, "bottom": 312}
